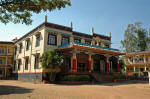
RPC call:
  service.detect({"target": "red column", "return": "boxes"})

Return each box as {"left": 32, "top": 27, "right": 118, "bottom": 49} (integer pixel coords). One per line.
{"left": 88, "top": 60, "right": 91, "bottom": 73}
{"left": 117, "top": 61, "right": 120, "bottom": 73}
{"left": 106, "top": 61, "right": 109, "bottom": 73}
{"left": 88, "top": 54, "right": 92, "bottom": 73}
{"left": 106, "top": 57, "right": 109, "bottom": 74}
{"left": 72, "top": 59, "right": 77, "bottom": 73}
{"left": 72, "top": 53, "right": 77, "bottom": 73}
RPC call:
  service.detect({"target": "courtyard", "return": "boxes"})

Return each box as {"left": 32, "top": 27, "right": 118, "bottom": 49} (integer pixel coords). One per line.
{"left": 0, "top": 80, "right": 150, "bottom": 99}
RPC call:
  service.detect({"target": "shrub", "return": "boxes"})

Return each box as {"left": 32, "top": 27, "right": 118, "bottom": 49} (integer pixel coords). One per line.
{"left": 79, "top": 75, "right": 90, "bottom": 81}
{"left": 113, "top": 73, "right": 127, "bottom": 79}
{"left": 60, "top": 75, "right": 91, "bottom": 81}
{"left": 132, "top": 72, "right": 138, "bottom": 78}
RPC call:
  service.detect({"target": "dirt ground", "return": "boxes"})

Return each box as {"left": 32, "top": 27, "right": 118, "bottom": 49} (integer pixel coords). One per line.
{"left": 0, "top": 80, "right": 150, "bottom": 99}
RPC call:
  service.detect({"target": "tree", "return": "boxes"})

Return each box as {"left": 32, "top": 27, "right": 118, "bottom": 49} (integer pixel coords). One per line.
{"left": 0, "top": 0, "right": 71, "bottom": 25}
{"left": 121, "top": 22, "right": 149, "bottom": 53}
{"left": 40, "top": 49, "right": 64, "bottom": 82}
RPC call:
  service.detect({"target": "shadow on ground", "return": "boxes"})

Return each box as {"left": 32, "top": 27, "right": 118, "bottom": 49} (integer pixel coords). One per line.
{"left": 54, "top": 80, "right": 149, "bottom": 86}
{"left": 0, "top": 85, "right": 33, "bottom": 95}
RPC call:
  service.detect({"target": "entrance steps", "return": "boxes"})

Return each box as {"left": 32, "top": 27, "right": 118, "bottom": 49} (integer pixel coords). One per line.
{"left": 91, "top": 73, "right": 114, "bottom": 83}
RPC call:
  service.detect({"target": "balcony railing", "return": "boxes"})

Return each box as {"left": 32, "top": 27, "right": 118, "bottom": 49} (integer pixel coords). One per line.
{"left": 126, "top": 61, "right": 150, "bottom": 65}
{"left": 0, "top": 52, "right": 13, "bottom": 56}
{"left": 0, "top": 64, "right": 12, "bottom": 66}
{"left": 58, "top": 42, "right": 120, "bottom": 52}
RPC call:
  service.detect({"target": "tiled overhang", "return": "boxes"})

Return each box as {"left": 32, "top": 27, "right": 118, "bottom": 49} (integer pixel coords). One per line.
{"left": 58, "top": 42, "right": 125, "bottom": 55}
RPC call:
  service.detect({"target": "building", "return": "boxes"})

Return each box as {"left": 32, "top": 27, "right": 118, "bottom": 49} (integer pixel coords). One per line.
{"left": 0, "top": 41, "right": 14, "bottom": 78}
{"left": 13, "top": 19, "right": 124, "bottom": 82}
{"left": 124, "top": 51, "right": 150, "bottom": 76}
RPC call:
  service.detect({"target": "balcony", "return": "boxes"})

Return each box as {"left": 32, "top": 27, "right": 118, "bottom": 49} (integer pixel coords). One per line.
{"left": 126, "top": 61, "right": 150, "bottom": 66}
{"left": 0, "top": 64, "right": 12, "bottom": 69}
{"left": 0, "top": 52, "right": 13, "bottom": 56}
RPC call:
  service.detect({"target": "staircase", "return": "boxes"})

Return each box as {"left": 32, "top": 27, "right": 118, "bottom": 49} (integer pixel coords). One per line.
{"left": 91, "top": 73, "right": 114, "bottom": 83}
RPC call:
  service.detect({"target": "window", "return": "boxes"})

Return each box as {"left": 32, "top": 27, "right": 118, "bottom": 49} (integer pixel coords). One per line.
{"left": 99, "top": 42, "right": 101, "bottom": 46}
{"left": 18, "top": 59, "right": 22, "bottom": 70}
{"left": 63, "top": 57, "right": 71, "bottom": 70}
{"left": 19, "top": 43, "right": 22, "bottom": 53}
{"left": 130, "top": 58, "right": 133, "bottom": 62}
{"left": 0, "top": 59, "right": 3, "bottom": 65}
{"left": 0, "top": 48, "right": 4, "bottom": 54}
{"left": 25, "top": 58, "right": 29, "bottom": 70}
{"left": 8, "top": 48, "right": 10, "bottom": 53}
{"left": 13, "top": 60, "right": 16, "bottom": 70}
{"left": 0, "top": 70, "right": 2, "bottom": 75}
{"left": 34, "top": 55, "right": 39, "bottom": 69}
{"left": 74, "top": 39, "right": 80, "bottom": 43}
{"left": 14, "top": 46, "right": 17, "bottom": 55}
{"left": 36, "top": 34, "right": 40, "bottom": 47}
{"left": 48, "top": 34, "right": 57, "bottom": 45}
{"left": 105, "top": 44, "right": 110, "bottom": 48}
{"left": 61, "top": 36, "right": 69, "bottom": 45}
{"left": 85, "top": 40, "right": 91, "bottom": 45}
{"left": 26, "top": 39, "right": 30, "bottom": 50}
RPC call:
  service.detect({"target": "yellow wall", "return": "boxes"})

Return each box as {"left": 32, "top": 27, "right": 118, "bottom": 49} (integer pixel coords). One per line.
{"left": 0, "top": 43, "right": 14, "bottom": 78}
{"left": 14, "top": 26, "right": 111, "bottom": 74}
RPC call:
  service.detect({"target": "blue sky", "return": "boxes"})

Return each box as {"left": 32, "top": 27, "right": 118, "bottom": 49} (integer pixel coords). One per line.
{"left": 0, "top": 0, "right": 150, "bottom": 49}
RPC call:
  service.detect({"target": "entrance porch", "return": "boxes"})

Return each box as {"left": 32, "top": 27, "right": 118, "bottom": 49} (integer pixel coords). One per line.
{"left": 58, "top": 42, "right": 125, "bottom": 74}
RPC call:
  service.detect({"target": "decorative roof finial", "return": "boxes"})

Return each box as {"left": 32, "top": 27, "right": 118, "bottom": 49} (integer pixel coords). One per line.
{"left": 109, "top": 32, "right": 111, "bottom": 37}
{"left": 91, "top": 27, "right": 94, "bottom": 35}
{"left": 45, "top": 15, "right": 47, "bottom": 23}
{"left": 70, "top": 21, "right": 73, "bottom": 29}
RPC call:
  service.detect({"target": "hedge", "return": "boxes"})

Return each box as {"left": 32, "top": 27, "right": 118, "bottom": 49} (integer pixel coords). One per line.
{"left": 60, "top": 75, "right": 91, "bottom": 81}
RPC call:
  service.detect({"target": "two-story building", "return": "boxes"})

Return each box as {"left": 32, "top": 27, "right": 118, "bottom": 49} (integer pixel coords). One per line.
{"left": 0, "top": 41, "right": 14, "bottom": 78}
{"left": 13, "top": 19, "right": 124, "bottom": 82}
{"left": 124, "top": 51, "right": 150, "bottom": 76}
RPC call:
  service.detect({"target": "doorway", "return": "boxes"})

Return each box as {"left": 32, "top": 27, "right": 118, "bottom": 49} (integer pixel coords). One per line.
{"left": 93, "top": 60, "right": 100, "bottom": 72}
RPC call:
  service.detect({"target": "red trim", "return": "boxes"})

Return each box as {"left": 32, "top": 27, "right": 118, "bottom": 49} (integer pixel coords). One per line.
{"left": 88, "top": 60, "right": 91, "bottom": 72}
{"left": 72, "top": 59, "right": 77, "bottom": 73}
{"left": 117, "top": 63, "right": 120, "bottom": 72}
{"left": 106, "top": 61, "right": 109, "bottom": 73}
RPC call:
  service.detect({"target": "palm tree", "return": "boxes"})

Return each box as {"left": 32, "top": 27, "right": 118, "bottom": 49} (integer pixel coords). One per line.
{"left": 40, "top": 50, "right": 64, "bottom": 82}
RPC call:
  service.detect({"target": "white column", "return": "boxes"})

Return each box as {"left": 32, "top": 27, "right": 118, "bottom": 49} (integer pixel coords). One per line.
{"left": 133, "top": 57, "right": 135, "bottom": 64}
{"left": 125, "top": 66, "right": 127, "bottom": 73}
{"left": 134, "top": 66, "right": 136, "bottom": 72}
{"left": 144, "top": 55, "right": 146, "bottom": 63}
{"left": 145, "top": 65, "right": 147, "bottom": 71}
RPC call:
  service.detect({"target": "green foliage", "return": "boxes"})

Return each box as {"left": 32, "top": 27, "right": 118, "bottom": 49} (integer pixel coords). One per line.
{"left": 132, "top": 72, "right": 138, "bottom": 78}
{"left": 40, "top": 49, "right": 64, "bottom": 68}
{"left": 119, "top": 57, "right": 125, "bottom": 71}
{"left": 0, "top": 0, "right": 71, "bottom": 25}
{"left": 121, "top": 22, "right": 150, "bottom": 53}
{"left": 113, "top": 73, "right": 126, "bottom": 79}
{"left": 60, "top": 75, "right": 91, "bottom": 81}
{"left": 40, "top": 50, "right": 64, "bottom": 82}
